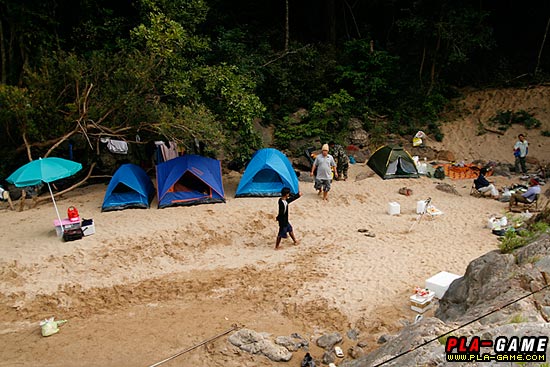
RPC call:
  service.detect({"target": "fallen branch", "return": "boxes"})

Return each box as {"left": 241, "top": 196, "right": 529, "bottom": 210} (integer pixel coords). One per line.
{"left": 484, "top": 127, "right": 505, "bottom": 135}
{"left": 33, "top": 163, "right": 97, "bottom": 206}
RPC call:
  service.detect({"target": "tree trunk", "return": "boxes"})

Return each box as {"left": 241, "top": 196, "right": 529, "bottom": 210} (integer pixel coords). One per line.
{"left": 419, "top": 45, "right": 426, "bottom": 88}
{"left": 427, "top": 29, "right": 441, "bottom": 96}
{"left": 535, "top": 13, "right": 550, "bottom": 76}
{"left": 284, "top": 0, "right": 289, "bottom": 52}
{"left": 0, "top": 18, "right": 6, "bottom": 84}
{"left": 326, "top": 0, "right": 336, "bottom": 45}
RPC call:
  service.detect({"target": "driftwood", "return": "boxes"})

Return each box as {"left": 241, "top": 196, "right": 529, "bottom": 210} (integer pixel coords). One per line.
{"left": 24, "top": 163, "right": 98, "bottom": 209}
{"left": 484, "top": 127, "right": 505, "bottom": 135}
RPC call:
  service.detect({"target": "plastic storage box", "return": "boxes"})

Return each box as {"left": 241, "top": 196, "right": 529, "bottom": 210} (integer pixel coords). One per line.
{"left": 387, "top": 202, "right": 400, "bottom": 215}
{"left": 425, "top": 271, "right": 462, "bottom": 299}
{"left": 54, "top": 218, "right": 81, "bottom": 237}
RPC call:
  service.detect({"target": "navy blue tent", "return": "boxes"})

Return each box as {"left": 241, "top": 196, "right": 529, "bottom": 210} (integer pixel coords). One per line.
{"left": 236, "top": 148, "right": 299, "bottom": 197}
{"left": 102, "top": 164, "right": 155, "bottom": 211}
{"left": 156, "top": 155, "right": 225, "bottom": 208}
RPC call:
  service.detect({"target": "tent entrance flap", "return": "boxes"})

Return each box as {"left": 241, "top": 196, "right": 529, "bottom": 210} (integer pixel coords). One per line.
{"left": 170, "top": 171, "right": 211, "bottom": 195}
{"left": 253, "top": 169, "right": 283, "bottom": 183}
{"left": 113, "top": 183, "right": 134, "bottom": 194}
{"left": 387, "top": 157, "right": 418, "bottom": 176}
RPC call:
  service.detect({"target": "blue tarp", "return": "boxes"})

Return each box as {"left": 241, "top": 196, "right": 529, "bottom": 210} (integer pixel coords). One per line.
{"left": 102, "top": 164, "right": 155, "bottom": 211}
{"left": 236, "top": 148, "right": 299, "bottom": 197}
{"left": 156, "top": 155, "right": 225, "bottom": 208}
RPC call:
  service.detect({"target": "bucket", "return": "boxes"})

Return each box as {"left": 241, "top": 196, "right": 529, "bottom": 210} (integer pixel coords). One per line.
{"left": 416, "top": 200, "right": 427, "bottom": 214}
{"left": 388, "top": 202, "right": 400, "bottom": 215}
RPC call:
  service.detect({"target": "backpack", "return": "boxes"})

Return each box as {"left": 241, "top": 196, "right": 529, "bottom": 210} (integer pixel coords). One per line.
{"left": 434, "top": 166, "right": 445, "bottom": 180}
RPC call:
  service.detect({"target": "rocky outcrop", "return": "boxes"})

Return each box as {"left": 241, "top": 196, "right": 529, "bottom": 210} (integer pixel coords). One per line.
{"left": 341, "top": 235, "right": 550, "bottom": 367}
{"left": 228, "top": 328, "right": 293, "bottom": 362}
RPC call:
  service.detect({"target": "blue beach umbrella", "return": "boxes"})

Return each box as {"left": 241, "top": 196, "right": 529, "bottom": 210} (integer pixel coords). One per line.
{"left": 7, "top": 157, "right": 83, "bottom": 231}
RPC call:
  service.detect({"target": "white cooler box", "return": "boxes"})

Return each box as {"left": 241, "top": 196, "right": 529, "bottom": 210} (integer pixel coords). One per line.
{"left": 81, "top": 218, "right": 95, "bottom": 236}
{"left": 425, "top": 271, "right": 461, "bottom": 299}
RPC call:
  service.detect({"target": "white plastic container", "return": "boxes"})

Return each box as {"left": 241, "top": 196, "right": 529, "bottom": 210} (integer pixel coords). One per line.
{"left": 416, "top": 200, "right": 427, "bottom": 214}
{"left": 388, "top": 202, "right": 400, "bottom": 215}
{"left": 81, "top": 219, "right": 95, "bottom": 236}
{"left": 425, "top": 271, "right": 462, "bottom": 299}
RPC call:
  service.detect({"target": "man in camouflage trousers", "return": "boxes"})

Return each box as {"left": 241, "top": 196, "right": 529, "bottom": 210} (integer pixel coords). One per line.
{"left": 329, "top": 141, "right": 349, "bottom": 181}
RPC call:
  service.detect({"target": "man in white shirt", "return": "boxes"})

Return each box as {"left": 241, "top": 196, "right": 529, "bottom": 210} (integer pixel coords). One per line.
{"left": 310, "top": 144, "right": 337, "bottom": 201}
{"left": 513, "top": 134, "right": 528, "bottom": 175}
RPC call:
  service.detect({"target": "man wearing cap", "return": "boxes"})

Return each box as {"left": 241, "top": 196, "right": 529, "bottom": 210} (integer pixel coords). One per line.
{"left": 509, "top": 178, "right": 541, "bottom": 210}
{"left": 310, "top": 143, "right": 337, "bottom": 201}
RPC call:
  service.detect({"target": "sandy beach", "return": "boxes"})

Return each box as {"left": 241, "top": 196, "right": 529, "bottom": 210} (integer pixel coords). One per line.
{"left": 0, "top": 86, "right": 549, "bottom": 366}
{"left": 0, "top": 166, "right": 520, "bottom": 366}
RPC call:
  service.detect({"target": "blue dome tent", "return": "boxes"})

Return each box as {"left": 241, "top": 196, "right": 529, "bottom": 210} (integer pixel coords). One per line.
{"left": 156, "top": 155, "right": 225, "bottom": 208}
{"left": 102, "top": 164, "right": 155, "bottom": 211}
{"left": 236, "top": 148, "right": 299, "bottom": 197}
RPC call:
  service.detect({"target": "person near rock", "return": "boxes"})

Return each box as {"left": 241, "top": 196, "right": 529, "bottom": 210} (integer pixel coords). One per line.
{"left": 513, "top": 133, "right": 528, "bottom": 174}
{"left": 329, "top": 141, "right": 349, "bottom": 181}
{"left": 310, "top": 144, "right": 337, "bottom": 201}
{"left": 509, "top": 178, "right": 541, "bottom": 209}
{"left": 473, "top": 167, "right": 499, "bottom": 199}
{"left": 275, "top": 187, "right": 302, "bottom": 249}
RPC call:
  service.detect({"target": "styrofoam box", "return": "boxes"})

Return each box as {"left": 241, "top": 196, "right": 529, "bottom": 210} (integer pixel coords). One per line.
{"left": 410, "top": 291, "right": 435, "bottom": 313}
{"left": 388, "top": 202, "right": 400, "bottom": 215}
{"left": 81, "top": 219, "right": 95, "bottom": 236}
{"left": 425, "top": 271, "right": 462, "bottom": 299}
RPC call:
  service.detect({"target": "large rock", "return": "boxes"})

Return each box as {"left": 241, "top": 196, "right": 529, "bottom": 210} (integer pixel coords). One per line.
{"left": 229, "top": 328, "right": 292, "bottom": 362}
{"left": 316, "top": 332, "right": 343, "bottom": 349}
{"left": 341, "top": 236, "right": 550, "bottom": 367}
{"left": 436, "top": 149, "right": 456, "bottom": 162}
{"left": 351, "top": 150, "right": 369, "bottom": 164}
{"left": 347, "top": 118, "right": 370, "bottom": 147}
{"left": 436, "top": 250, "right": 524, "bottom": 323}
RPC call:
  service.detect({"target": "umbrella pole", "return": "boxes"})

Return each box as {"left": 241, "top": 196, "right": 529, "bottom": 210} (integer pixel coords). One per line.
{"left": 47, "top": 183, "right": 64, "bottom": 234}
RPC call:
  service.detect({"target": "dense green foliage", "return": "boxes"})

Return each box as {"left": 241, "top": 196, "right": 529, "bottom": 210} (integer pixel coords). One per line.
{"left": 489, "top": 110, "right": 542, "bottom": 131}
{"left": 1, "top": 0, "right": 549, "bottom": 174}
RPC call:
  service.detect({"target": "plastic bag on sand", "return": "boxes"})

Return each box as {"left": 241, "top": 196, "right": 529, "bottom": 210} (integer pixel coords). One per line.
{"left": 40, "top": 317, "right": 67, "bottom": 337}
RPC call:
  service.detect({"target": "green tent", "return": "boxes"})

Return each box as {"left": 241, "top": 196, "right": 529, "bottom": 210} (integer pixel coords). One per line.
{"left": 367, "top": 145, "right": 419, "bottom": 179}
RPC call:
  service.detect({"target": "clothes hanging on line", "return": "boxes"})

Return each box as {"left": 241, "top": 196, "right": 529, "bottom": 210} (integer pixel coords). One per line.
{"left": 100, "top": 137, "right": 129, "bottom": 154}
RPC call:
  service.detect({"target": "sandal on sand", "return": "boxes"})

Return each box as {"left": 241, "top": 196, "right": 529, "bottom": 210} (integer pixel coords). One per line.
{"left": 358, "top": 229, "right": 369, "bottom": 233}
{"left": 334, "top": 346, "right": 344, "bottom": 358}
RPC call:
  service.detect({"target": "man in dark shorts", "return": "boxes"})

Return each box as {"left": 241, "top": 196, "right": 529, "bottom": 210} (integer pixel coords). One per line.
{"left": 275, "top": 187, "right": 302, "bottom": 249}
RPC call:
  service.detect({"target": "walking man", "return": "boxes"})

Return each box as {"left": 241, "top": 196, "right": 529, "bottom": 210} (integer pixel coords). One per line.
{"left": 329, "top": 141, "right": 349, "bottom": 181}
{"left": 310, "top": 144, "right": 337, "bottom": 201}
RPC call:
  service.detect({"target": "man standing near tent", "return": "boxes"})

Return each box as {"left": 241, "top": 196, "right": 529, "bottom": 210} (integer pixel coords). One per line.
{"left": 329, "top": 141, "right": 349, "bottom": 181}
{"left": 310, "top": 143, "right": 337, "bottom": 201}
{"left": 513, "top": 134, "right": 528, "bottom": 175}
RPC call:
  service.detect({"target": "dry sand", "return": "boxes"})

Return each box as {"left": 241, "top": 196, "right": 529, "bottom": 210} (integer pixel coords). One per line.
{"left": 0, "top": 86, "right": 549, "bottom": 367}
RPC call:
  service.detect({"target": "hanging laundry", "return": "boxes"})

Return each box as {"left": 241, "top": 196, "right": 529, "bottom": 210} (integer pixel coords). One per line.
{"left": 160, "top": 141, "right": 178, "bottom": 161}
{"left": 107, "top": 139, "right": 129, "bottom": 154}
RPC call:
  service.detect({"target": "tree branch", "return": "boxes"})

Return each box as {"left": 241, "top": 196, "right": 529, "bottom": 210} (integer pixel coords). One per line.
{"left": 33, "top": 163, "right": 97, "bottom": 205}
